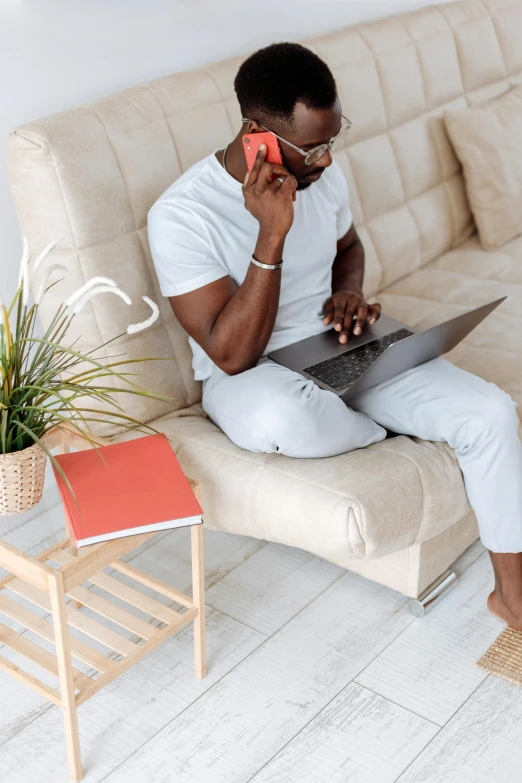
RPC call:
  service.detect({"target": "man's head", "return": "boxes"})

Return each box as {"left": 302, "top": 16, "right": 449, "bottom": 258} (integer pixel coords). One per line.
{"left": 234, "top": 42, "right": 341, "bottom": 190}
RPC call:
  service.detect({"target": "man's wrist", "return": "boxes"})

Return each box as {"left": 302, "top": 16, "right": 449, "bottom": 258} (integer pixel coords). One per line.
{"left": 335, "top": 284, "right": 364, "bottom": 297}
{"left": 255, "top": 230, "right": 286, "bottom": 266}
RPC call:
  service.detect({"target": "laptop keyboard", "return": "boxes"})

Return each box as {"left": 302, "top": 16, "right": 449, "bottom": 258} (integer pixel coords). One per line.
{"left": 303, "top": 327, "right": 415, "bottom": 391}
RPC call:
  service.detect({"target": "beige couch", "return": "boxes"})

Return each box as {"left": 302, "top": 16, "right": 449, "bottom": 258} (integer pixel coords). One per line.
{"left": 6, "top": 0, "right": 522, "bottom": 599}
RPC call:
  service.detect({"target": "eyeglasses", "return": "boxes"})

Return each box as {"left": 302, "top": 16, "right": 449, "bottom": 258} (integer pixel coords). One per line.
{"left": 241, "top": 114, "right": 352, "bottom": 166}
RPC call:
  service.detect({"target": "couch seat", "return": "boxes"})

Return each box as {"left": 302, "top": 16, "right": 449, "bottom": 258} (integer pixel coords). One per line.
{"left": 113, "top": 410, "right": 472, "bottom": 566}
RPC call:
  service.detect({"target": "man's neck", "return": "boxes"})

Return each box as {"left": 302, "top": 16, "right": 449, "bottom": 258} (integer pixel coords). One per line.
{"left": 217, "top": 134, "right": 248, "bottom": 184}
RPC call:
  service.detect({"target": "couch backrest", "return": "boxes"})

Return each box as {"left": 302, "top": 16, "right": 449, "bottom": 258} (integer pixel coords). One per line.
{"left": 6, "top": 0, "right": 522, "bottom": 434}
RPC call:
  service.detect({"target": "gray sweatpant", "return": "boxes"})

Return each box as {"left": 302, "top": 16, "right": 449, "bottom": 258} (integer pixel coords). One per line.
{"left": 202, "top": 354, "right": 522, "bottom": 553}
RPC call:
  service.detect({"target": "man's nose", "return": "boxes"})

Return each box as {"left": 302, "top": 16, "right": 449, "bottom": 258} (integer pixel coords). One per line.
{"left": 316, "top": 149, "right": 333, "bottom": 168}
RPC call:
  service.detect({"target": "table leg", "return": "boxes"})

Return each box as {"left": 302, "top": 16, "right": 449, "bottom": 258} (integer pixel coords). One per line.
{"left": 67, "top": 546, "right": 82, "bottom": 610}
{"left": 191, "top": 524, "right": 206, "bottom": 679}
{"left": 49, "top": 572, "right": 83, "bottom": 782}
{"left": 61, "top": 438, "right": 82, "bottom": 610}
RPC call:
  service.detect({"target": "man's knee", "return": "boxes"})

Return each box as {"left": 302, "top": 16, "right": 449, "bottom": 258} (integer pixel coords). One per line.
{"left": 458, "top": 385, "right": 518, "bottom": 453}
{"left": 251, "top": 382, "right": 321, "bottom": 453}
{"left": 481, "top": 386, "right": 518, "bottom": 430}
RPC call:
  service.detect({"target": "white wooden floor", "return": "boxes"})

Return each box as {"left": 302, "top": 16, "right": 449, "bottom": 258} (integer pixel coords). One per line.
{"left": 0, "top": 487, "right": 517, "bottom": 783}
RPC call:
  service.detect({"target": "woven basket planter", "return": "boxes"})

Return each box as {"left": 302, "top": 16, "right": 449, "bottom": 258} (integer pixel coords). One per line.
{"left": 0, "top": 437, "right": 49, "bottom": 516}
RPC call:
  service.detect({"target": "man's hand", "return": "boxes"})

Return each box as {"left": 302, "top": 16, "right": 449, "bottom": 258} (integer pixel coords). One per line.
{"left": 322, "top": 289, "right": 382, "bottom": 344}
{"left": 243, "top": 145, "right": 298, "bottom": 241}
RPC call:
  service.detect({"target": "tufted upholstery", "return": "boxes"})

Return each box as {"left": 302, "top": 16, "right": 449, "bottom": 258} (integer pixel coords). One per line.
{"left": 376, "top": 233, "right": 522, "bottom": 406}
{"left": 6, "top": 0, "right": 522, "bottom": 578}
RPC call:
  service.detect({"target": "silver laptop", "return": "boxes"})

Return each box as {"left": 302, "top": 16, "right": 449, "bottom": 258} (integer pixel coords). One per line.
{"left": 267, "top": 297, "right": 506, "bottom": 401}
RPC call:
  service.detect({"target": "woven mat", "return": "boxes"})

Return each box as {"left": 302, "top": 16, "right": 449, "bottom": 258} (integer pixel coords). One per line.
{"left": 478, "top": 626, "right": 522, "bottom": 686}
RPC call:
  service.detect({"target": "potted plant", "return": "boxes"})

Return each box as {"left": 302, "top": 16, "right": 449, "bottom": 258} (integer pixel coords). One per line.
{"left": 0, "top": 237, "right": 175, "bottom": 515}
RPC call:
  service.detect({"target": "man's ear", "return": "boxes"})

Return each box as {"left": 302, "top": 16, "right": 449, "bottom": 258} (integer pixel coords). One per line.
{"left": 245, "top": 119, "right": 264, "bottom": 134}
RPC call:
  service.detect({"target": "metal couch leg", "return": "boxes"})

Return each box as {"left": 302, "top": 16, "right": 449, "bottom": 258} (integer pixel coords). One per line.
{"left": 407, "top": 570, "right": 458, "bottom": 616}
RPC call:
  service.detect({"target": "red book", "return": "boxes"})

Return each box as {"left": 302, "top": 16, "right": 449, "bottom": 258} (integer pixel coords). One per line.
{"left": 51, "top": 432, "right": 203, "bottom": 547}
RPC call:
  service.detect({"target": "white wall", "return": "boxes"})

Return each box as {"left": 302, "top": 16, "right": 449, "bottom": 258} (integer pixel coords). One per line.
{"left": 0, "top": 0, "right": 455, "bottom": 302}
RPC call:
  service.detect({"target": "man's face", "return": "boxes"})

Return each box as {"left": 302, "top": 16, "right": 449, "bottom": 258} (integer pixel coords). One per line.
{"left": 275, "top": 98, "right": 342, "bottom": 190}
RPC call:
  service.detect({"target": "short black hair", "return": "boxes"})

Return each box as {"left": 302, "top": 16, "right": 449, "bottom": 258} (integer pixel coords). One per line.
{"left": 234, "top": 42, "right": 337, "bottom": 129}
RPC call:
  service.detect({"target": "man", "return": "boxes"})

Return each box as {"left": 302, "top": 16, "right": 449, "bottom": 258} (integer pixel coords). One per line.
{"left": 148, "top": 42, "right": 522, "bottom": 628}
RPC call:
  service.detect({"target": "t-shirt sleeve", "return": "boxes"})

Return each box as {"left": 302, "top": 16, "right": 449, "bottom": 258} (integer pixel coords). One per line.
{"left": 148, "top": 202, "right": 228, "bottom": 297}
{"left": 330, "top": 160, "right": 353, "bottom": 240}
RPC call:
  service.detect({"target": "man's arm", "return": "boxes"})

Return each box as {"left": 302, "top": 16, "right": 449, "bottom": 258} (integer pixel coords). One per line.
{"left": 167, "top": 147, "right": 298, "bottom": 376}
{"left": 170, "top": 231, "right": 284, "bottom": 376}
{"left": 323, "top": 223, "right": 381, "bottom": 343}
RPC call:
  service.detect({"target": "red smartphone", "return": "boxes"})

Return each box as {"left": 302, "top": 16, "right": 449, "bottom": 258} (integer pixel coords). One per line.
{"left": 242, "top": 131, "right": 283, "bottom": 172}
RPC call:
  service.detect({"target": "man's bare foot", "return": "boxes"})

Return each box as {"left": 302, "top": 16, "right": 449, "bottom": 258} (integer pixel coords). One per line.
{"left": 488, "top": 552, "right": 522, "bottom": 630}
{"left": 487, "top": 589, "right": 522, "bottom": 631}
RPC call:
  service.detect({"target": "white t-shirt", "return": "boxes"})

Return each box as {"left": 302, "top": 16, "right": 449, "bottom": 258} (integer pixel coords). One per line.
{"left": 148, "top": 150, "right": 353, "bottom": 382}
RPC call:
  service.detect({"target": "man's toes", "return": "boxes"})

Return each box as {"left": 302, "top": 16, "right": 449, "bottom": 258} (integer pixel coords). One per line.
{"left": 488, "top": 590, "right": 522, "bottom": 631}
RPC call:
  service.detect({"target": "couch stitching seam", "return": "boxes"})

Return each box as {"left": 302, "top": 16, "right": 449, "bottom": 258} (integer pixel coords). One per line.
{"left": 88, "top": 106, "right": 144, "bottom": 418}
{"left": 487, "top": 8, "right": 509, "bottom": 78}
{"left": 381, "top": 267, "right": 522, "bottom": 294}
{"left": 134, "top": 85, "right": 192, "bottom": 402}
{"left": 342, "top": 148, "right": 366, "bottom": 227}
{"left": 396, "top": 15, "right": 458, "bottom": 249}
{"left": 142, "top": 84, "right": 183, "bottom": 172}
{"left": 201, "top": 69, "right": 236, "bottom": 137}
{"left": 359, "top": 28, "right": 426, "bottom": 272}
{"left": 88, "top": 108, "right": 138, "bottom": 231}
{"left": 44, "top": 145, "right": 105, "bottom": 348}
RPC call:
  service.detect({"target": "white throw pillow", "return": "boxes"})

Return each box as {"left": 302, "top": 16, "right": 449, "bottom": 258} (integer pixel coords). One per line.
{"left": 444, "top": 86, "right": 522, "bottom": 250}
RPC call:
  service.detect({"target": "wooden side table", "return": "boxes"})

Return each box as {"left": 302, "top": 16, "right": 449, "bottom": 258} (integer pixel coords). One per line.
{"left": 0, "top": 425, "right": 206, "bottom": 782}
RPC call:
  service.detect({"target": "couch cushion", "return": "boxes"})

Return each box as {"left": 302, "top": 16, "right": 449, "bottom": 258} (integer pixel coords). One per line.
{"left": 112, "top": 404, "right": 471, "bottom": 563}
{"left": 444, "top": 85, "right": 522, "bottom": 249}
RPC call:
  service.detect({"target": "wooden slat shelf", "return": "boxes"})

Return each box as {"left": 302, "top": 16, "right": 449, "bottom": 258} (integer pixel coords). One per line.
{"left": 0, "top": 540, "right": 198, "bottom": 702}
{"left": 7, "top": 576, "right": 139, "bottom": 657}
{"left": 75, "top": 607, "right": 198, "bottom": 707}
{"left": 51, "top": 548, "right": 182, "bottom": 622}
{"left": 0, "top": 651, "right": 62, "bottom": 706}
{"left": 111, "top": 559, "right": 194, "bottom": 609}
{"left": 0, "top": 592, "right": 117, "bottom": 674}
{"left": 0, "top": 424, "right": 206, "bottom": 782}
{"left": 0, "top": 618, "right": 92, "bottom": 690}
